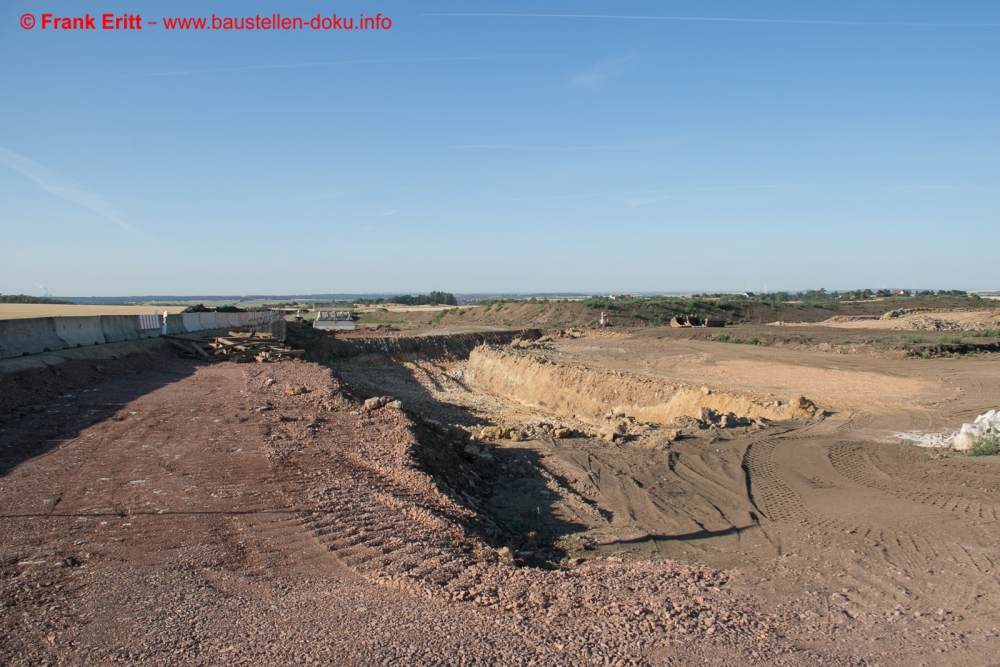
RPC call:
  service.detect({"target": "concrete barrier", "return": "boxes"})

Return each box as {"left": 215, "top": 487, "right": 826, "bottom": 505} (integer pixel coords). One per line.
{"left": 100, "top": 315, "right": 142, "bottom": 343}
{"left": 54, "top": 316, "right": 106, "bottom": 348}
{"left": 165, "top": 314, "right": 186, "bottom": 335}
{"left": 197, "top": 313, "right": 218, "bottom": 330}
{"left": 238, "top": 313, "right": 249, "bottom": 326}
{"left": 228, "top": 313, "right": 242, "bottom": 328}
{"left": 182, "top": 313, "right": 203, "bottom": 333}
{"left": 0, "top": 317, "right": 66, "bottom": 359}
{"left": 137, "top": 314, "right": 161, "bottom": 338}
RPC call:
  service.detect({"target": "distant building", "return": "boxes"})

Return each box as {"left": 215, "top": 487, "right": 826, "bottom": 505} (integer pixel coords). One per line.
{"left": 891, "top": 289, "right": 909, "bottom": 296}
{"left": 743, "top": 292, "right": 755, "bottom": 298}
{"left": 313, "top": 301, "right": 356, "bottom": 330}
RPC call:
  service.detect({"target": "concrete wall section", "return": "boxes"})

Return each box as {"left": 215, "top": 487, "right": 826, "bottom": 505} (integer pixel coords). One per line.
{"left": 0, "top": 318, "right": 66, "bottom": 359}
{"left": 100, "top": 315, "right": 142, "bottom": 343}
{"left": 165, "top": 315, "right": 186, "bottom": 335}
{"left": 313, "top": 320, "right": 357, "bottom": 330}
{"left": 182, "top": 313, "right": 203, "bottom": 333}
{"left": 54, "top": 316, "right": 106, "bottom": 348}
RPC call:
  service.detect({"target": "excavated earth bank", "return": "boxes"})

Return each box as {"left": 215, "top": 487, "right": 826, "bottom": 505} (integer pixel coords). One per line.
{"left": 466, "top": 345, "right": 818, "bottom": 426}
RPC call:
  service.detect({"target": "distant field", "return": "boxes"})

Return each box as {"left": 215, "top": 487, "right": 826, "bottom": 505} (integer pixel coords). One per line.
{"left": 0, "top": 304, "right": 187, "bottom": 320}
{"left": 356, "top": 304, "right": 454, "bottom": 313}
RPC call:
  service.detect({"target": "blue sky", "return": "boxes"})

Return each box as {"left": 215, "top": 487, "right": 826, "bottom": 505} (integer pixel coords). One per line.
{"left": 2, "top": 1, "right": 998, "bottom": 296}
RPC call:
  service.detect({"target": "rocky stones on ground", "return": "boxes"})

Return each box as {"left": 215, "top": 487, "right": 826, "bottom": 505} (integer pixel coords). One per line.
{"left": 697, "top": 407, "right": 717, "bottom": 424}
{"left": 480, "top": 425, "right": 504, "bottom": 440}
{"left": 364, "top": 396, "right": 389, "bottom": 410}
{"left": 791, "top": 395, "right": 817, "bottom": 413}
{"left": 553, "top": 427, "right": 572, "bottom": 439}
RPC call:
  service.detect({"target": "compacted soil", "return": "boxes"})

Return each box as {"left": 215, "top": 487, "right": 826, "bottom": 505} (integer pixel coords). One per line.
{"left": 1, "top": 351, "right": 843, "bottom": 666}
{"left": 2, "top": 324, "right": 998, "bottom": 666}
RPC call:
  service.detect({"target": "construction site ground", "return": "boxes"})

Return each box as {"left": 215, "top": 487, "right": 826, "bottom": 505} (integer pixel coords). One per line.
{"left": 1, "top": 321, "right": 999, "bottom": 666}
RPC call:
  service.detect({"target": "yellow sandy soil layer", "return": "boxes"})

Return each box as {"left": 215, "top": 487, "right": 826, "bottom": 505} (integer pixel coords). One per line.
{"left": 466, "top": 346, "right": 818, "bottom": 426}
{"left": 0, "top": 304, "right": 187, "bottom": 320}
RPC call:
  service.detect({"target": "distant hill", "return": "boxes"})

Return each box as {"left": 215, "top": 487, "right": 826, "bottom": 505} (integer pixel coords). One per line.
{"left": 0, "top": 294, "right": 75, "bottom": 305}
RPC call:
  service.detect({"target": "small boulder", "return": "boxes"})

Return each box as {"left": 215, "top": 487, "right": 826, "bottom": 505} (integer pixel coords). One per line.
{"left": 364, "top": 396, "right": 386, "bottom": 410}
{"left": 386, "top": 399, "right": 403, "bottom": 410}
{"left": 697, "top": 407, "right": 717, "bottom": 423}
{"left": 553, "top": 427, "right": 572, "bottom": 439}
{"left": 791, "top": 395, "right": 817, "bottom": 414}
{"left": 480, "top": 426, "right": 504, "bottom": 440}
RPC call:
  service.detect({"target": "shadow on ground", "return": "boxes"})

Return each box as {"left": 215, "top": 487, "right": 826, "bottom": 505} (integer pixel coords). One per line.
{"left": 0, "top": 354, "right": 200, "bottom": 479}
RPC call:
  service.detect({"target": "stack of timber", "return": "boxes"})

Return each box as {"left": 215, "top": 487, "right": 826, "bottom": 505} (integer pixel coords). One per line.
{"left": 163, "top": 331, "right": 304, "bottom": 363}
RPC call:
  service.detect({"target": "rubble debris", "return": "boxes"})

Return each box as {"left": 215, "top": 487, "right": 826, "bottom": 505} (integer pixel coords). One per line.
{"left": 163, "top": 331, "right": 302, "bottom": 363}
{"left": 953, "top": 409, "right": 1000, "bottom": 452}
{"left": 895, "top": 409, "right": 999, "bottom": 450}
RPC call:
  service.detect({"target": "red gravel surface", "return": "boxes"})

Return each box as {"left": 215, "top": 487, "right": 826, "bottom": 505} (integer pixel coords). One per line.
{"left": 0, "top": 353, "right": 858, "bottom": 665}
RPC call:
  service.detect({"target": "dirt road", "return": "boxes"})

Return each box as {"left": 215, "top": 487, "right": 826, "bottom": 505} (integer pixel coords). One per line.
{"left": 1, "top": 351, "right": 843, "bottom": 666}
{"left": 2, "top": 324, "right": 998, "bottom": 665}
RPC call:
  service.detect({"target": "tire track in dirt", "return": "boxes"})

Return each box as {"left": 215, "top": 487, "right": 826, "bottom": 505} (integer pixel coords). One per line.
{"left": 828, "top": 441, "right": 1000, "bottom": 522}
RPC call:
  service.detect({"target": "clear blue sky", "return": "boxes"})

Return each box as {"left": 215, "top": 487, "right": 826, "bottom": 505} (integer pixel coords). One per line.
{"left": 2, "top": 1, "right": 998, "bottom": 296}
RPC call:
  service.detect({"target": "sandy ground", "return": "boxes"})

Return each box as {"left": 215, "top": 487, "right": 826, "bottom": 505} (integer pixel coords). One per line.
{"left": 323, "top": 327, "right": 1000, "bottom": 666}
{"left": 2, "top": 324, "right": 999, "bottom": 665}
{"left": 0, "top": 305, "right": 187, "bottom": 319}
{"left": 814, "top": 308, "right": 1000, "bottom": 332}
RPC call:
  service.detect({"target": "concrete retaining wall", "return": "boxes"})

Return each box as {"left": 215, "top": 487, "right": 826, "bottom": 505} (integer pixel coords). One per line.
{"left": 100, "top": 315, "right": 143, "bottom": 343}
{"left": 1, "top": 309, "right": 283, "bottom": 359}
{"left": 182, "top": 313, "right": 203, "bottom": 333}
{"left": 54, "top": 317, "right": 106, "bottom": 348}
{"left": 0, "top": 318, "right": 65, "bottom": 359}
{"left": 165, "top": 315, "right": 186, "bottom": 335}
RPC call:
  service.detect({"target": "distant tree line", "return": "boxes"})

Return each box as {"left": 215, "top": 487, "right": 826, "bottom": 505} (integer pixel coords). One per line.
{"left": 0, "top": 294, "right": 75, "bottom": 304}
{"left": 697, "top": 289, "right": 972, "bottom": 303}
{"left": 355, "top": 291, "right": 458, "bottom": 307}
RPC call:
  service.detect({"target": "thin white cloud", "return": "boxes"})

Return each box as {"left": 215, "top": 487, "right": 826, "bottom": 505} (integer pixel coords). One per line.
{"left": 371, "top": 204, "right": 398, "bottom": 217}
{"left": 571, "top": 53, "right": 634, "bottom": 89}
{"left": 627, "top": 195, "right": 670, "bottom": 207}
{"left": 452, "top": 136, "right": 685, "bottom": 151}
{"left": 0, "top": 147, "right": 132, "bottom": 231}
{"left": 424, "top": 13, "right": 1000, "bottom": 27}
{"left": 145, "top": 53, "right": 560, "bottom": 77}
{"left": 507, "top": 183, "right": 810, "bottom": 202}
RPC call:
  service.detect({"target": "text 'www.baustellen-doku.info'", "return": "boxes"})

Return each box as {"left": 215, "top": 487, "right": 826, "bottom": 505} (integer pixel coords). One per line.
{"left": 19, "top": 12, "right": 393, "bottom": 31}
